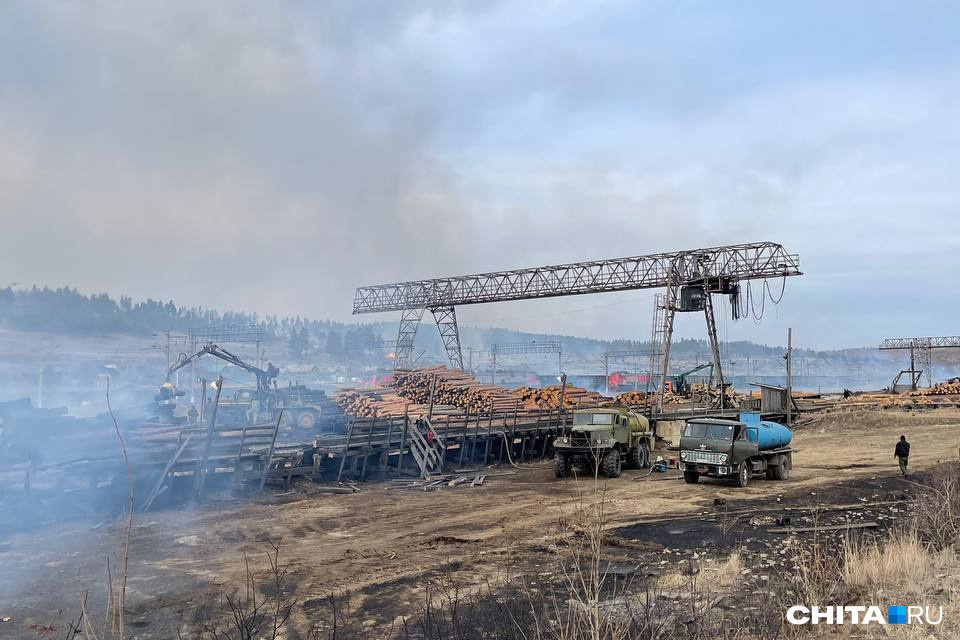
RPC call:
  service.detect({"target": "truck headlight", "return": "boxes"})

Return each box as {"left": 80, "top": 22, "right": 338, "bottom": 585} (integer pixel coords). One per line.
{"left": 680, "top": 451, "right": 687, "bottom": 460}
{"left": 719, "top": 454, "right": 727, "bottom": 463}
{"left": 559, "top": 437, "right": 569, "bottom": 444}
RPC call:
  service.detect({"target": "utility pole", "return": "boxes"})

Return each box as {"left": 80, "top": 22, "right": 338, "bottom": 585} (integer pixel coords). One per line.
{"left": 603, "top": 354, "right": 609, "bottom": 396}
{"left": 786, "top": 328, "right": 793, "bottom": 427}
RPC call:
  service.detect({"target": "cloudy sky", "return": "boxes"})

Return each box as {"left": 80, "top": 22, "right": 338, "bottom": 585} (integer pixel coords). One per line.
{"left": 1, "top": 1, "right": 957, "bottom": 349}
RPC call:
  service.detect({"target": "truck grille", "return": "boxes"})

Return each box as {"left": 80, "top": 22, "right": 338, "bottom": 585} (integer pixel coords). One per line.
{"left": 683, "top": 450, "right": 723, "bottom": 465}
{"left": 570, "top": 433, "right": 592, "bottom": 447}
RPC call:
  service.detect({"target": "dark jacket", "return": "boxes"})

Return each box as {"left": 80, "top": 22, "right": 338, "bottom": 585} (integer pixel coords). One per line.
{"left": 895, "top": 441, "right": 910, "bottom": 458}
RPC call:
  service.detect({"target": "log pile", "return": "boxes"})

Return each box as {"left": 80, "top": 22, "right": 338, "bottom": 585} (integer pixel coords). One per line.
{"left": 332, "top": 387, "right": 413, "bottom": 417}
{"left": 615, "top": 390, "right": 649, "bottom": 406}
{"left": 910, "top": 378, "right": 960, "bottom": 396}
{"left": 393, "top": 367, "right": 519, "bottom": 414}
{"left": 515, "top": 386, "right": 607, "bottom": 410}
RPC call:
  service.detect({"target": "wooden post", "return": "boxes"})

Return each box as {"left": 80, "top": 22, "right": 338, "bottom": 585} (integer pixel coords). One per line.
{"left": 472, "top": 410, "right": 482, "bottom": 461}
{"left": 259, "top": 409, "right": 284, "bottom": 490}
{"left": 196, "top": 376, "right": 223, "bottom": 497}
{"left": 459, "top": 407, "right": 471, "bottom": 467}
{"left": 383, "top": 413, "right": 394, "bottom": 471}
{"left": 397, "top": 404, "right": 409, "bottom": 472}
{"left": 427, "top": 375, "right": 437, "bottom": 419}
{"left": 337, "top": 410, "right": 358, "bottom": 482}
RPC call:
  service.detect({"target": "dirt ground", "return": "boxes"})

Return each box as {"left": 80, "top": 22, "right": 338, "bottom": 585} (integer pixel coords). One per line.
{"left": 1, "top": 407, "right": 959, "bottom": 639}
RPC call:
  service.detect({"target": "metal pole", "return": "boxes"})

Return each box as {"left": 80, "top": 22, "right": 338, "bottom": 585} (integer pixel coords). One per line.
{"left": 909, "top": 343, "right": 917, "bottom": 391}
{"left": 786, "top": 328, "right": 793, "bottom": 427}
{"left": 604, "top": 355, "right": 609, "bottom": 396}
{"left": 492, "top": 352, "right": 496, "bottom": 384}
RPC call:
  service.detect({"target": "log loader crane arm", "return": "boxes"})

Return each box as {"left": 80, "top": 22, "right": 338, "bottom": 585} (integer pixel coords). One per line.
{"left": 166, "top": 343, "right": 279, "bottom": 397}
{"left": 675, "top": 362, "right": 714, "bottom": 396}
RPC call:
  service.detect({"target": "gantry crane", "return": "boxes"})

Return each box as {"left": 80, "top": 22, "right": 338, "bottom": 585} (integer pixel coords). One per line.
{"left": 879, "top": 336, "right": 960, "bottom": 391}
{"left": 353, "top": 241, "right": 802, "bottom": 412}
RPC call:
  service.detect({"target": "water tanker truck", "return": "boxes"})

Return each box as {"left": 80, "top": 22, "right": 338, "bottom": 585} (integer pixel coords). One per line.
{"left": 677, "top": 412, "right": 792, "bottom": 487}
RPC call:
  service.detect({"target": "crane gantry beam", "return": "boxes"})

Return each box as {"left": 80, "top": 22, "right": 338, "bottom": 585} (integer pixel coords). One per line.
{"left": 354, "top": 242, "right": 802, "bottom": 386}
{"left": 354, "top": 242, "right": 799, "bottom": 313}
{"left": 879, "top": 336, "right": 960, "bottom": 390}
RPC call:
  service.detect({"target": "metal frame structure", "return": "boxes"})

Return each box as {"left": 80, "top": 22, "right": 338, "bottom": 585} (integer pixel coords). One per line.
{"left": 354, "top": 242, "right": 802, "bottom": 391}
{"left": 879, "top": 336, "right": 960, "bottom": 391}
{"left": 490, "top": 341, "right": 562, "bottom": 383}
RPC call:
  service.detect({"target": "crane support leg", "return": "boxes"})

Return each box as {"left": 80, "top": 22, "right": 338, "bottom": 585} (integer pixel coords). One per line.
{"left": 703, "top": 293, "right": 726, "bottom": 408}
{"left": 430, "top": 306, "right": 464, "bottom": 370}
{"left": 393, "top": 307, "right": 425, "bottom": 370}
{"left": 655, "top": 265, "right": 680, "bottom": 413}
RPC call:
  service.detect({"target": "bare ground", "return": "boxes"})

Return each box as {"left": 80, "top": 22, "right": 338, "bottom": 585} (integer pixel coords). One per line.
{"left": 1, "top": 407, "right": 958, "bottom": 638}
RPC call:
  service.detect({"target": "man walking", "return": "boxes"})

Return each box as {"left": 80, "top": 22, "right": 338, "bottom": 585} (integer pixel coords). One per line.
{"left": 894, "top": 435, "right": 910, "bottom": 476}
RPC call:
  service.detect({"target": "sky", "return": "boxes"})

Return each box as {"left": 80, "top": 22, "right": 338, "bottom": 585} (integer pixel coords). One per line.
{"left": 0, "top": 1, "right": 958, "bottom": 350}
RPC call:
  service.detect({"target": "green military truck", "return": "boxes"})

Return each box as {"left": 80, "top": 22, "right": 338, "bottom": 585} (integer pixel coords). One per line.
{"left": 553, "top": 407, "right": 655, "bottom": 478}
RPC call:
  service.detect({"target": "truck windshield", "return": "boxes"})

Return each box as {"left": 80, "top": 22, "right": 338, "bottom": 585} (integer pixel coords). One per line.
{"left": 574, "top": 413, "right": 614, "bottom": 425}
{"left": 683, "top": 422, "right": 734, "bottom": 441}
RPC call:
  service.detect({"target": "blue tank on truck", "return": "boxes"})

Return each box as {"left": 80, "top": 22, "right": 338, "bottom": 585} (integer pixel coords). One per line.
{"left": 738, "top": 412, "right": 792, "bottom": 450}
{"left": 753, "top": 421, "right": 792, "bottom": 450}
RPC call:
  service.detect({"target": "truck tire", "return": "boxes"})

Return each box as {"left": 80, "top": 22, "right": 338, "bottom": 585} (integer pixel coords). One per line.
{"left": 601, "top": 449, "right": 622, "bottom": 478}
{"left": 554, "top": 452, "right": 572, "bottom": 478}
{"left": 683, "top": 470, "right": 700, "bottom": 484}
{"left": 627, "top": 447, "right": 643, "bottom": 469}
{"left": 296, "top": 411, "right": 317, "bottom": 430}
{"left": 766, "top": 464, "right": 777, "bottom": 480}
{"left": 777, "top": 455, "right": 790, "bottom": 481}
{"left": 640, "top": 442, "right": 651, "bottom": 468}
{"left": 736, "top": 463, "right": 750, "bottom": 488}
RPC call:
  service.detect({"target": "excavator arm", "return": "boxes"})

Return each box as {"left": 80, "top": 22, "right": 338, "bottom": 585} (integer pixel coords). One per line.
{"left": 166, "top": 343, "right": 278, "bottom": 395}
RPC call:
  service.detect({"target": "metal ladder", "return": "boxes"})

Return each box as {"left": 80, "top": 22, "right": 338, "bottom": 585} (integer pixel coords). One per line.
{"left": 404, "top": 418, "right": 446, "bottom": 479}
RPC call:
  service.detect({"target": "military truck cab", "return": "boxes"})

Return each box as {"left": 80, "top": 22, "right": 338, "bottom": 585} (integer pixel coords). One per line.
{"left": 553, "top": 407, "right": 655, "bottom": 478}
{"left": 678, "top": 413, "right": 792, "bottom": 488}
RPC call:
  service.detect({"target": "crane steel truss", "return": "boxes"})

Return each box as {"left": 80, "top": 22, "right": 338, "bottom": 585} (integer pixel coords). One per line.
{"left": 879, "top": 336, "right": 960, "bottom": 391}
{"left": 354, "top": 242, "right": 802, "bottom": 381}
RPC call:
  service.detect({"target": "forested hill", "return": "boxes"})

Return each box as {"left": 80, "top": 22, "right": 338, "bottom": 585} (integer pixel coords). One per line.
{"left": 0, "top": 285, "right": 867, "bottom": 360}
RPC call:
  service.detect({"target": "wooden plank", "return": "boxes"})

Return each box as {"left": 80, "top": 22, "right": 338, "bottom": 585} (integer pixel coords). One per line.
{"left": 142, "top": 433, "right": 194, "bottom": 512}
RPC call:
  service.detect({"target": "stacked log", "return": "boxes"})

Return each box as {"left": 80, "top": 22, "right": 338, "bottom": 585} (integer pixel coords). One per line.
{"left": 615, "top": 390, "right": 649, "bottom": 406}
{"left": 910, "top": 378, "right": 960, "bottom": 396}
{"left": 332, "top": 387, "right": 413, "bottom": 417}
{"left": 393, "top": 367, "right": 519, "bottom": 414}
{"left": 515, "top": 385, "right": 607, "bottom": 410}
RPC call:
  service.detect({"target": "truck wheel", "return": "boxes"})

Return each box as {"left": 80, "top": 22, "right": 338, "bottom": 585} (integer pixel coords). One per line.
{"left": 627, "top": 447, "right": 643, "bottom": 469}
{"left": 777, "top": 455, "right": 790, "bottom": 481}
{"left": 296, "top": 411, "right": 317, "bottom": 430}
{"left": 641, "top": 442, "right": 651, "bottom": 468}
{"left": 766, "top": 465, "right": 777, "bottom": 480}
{"left": 683, "top": 470, "right": 700, "bottom": 484}
{"left": 554, "top": 452, "right": 572, "bottom": 478}
{"left": 736, "top": 463, "right": 750, "bottom": 488}
{"left": 601, "top": 449, "right": 622, "bottom": 478}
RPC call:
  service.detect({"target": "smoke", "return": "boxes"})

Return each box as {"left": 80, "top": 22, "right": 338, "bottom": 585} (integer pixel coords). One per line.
{"left": 1, "top": 1, "right": 959, "bottom": 349}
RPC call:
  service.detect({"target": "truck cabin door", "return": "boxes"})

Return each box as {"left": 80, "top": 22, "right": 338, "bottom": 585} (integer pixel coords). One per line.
{"left": 731, "top": 423, "right": 758, "bottom": 461}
